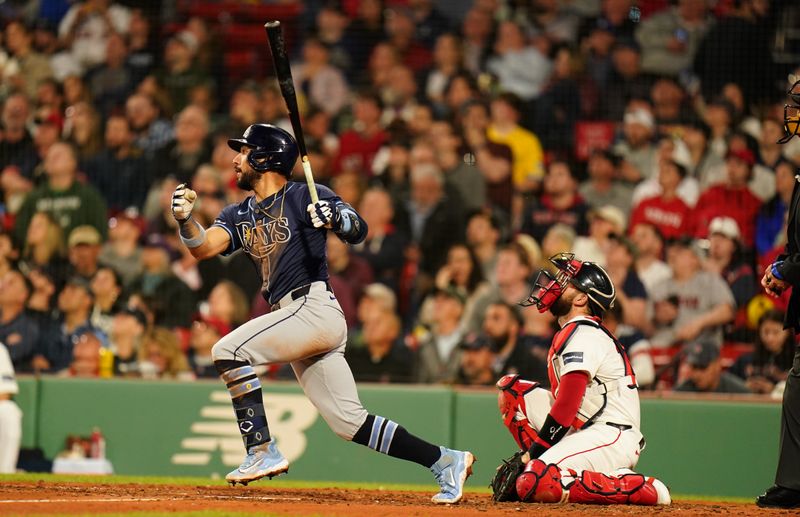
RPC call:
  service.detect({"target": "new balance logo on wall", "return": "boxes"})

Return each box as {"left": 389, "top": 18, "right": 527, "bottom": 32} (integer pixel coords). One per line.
{"left": 171, "top": 391, "right": 318, "bottom": 467}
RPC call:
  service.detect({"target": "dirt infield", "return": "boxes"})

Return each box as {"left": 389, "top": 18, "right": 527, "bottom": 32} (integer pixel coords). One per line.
{"left": 0, "top": 481, "right": 782, "bottom": 516}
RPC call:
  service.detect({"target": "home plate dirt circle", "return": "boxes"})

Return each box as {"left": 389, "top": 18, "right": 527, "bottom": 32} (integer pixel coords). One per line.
{"left": 0, "top": 481, "right": 780, "bottom": 516}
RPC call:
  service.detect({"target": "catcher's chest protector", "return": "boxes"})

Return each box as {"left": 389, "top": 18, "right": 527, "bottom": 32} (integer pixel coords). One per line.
{"left": 547, "top": 318, "right": 638, "bottom": 429}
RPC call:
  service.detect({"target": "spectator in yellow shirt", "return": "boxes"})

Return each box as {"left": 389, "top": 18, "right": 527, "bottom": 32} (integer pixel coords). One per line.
{"left": 486, "top": 93, "right": 545, "bottom": 194}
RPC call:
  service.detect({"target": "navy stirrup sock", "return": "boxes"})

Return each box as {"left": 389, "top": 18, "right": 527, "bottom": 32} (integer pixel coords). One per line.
{"left": 352, "top": 414, "right": 441, "bottom": 468}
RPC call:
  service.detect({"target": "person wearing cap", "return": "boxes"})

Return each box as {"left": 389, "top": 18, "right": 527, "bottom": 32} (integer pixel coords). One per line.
{"left": 0, "top": 342, "right": 22, "bottom": 473}
{"left": 573, "top": 205, "right": 627, "bottom": 267}
{"left": 67, "top": 225, "right": 103, "bottom": 282}
{"left": 705, "top": 217, "right": 756, "bottom": 339}
{"left": 649, "top": 237, "right": 735, "bottom": 349}
{"left": 701, "top": 131, "right": 776, "bottom": 202}
{"left": 578, "top": 150, "right": 634, "bottom": 216}
{"left": 629, "top": 158, "right": 693, "bottom": 240}
{"left": 614, "top": 105, "right": 657, "bottom": 183}
{"left": 0, "top": 270, "right": 40, "bottom": 372}
{"left": 756, "top": 77, "right": 800, "bottom": 509}
{"left": 13, "top": 141, "right": 108, "bottom": 247}
{"left": 693, "top": 146, "right": 762, "bottom": 247}
{"left": 415, "top": 286, "right": 468, "bottom": 384}
{"left": 673, "top": 340, "right": 750, "bottom": 393}
{"left": 129, "top": 234, "right": 195, "bottom": 329}
{"left": 35, "top": 276, "right": 101, "bottom": 373}
{"left": 520, "top": 160, "right": 589, "bottom": 243}
{"left": 455, "top": 334, "right": 497, "bottom": 386}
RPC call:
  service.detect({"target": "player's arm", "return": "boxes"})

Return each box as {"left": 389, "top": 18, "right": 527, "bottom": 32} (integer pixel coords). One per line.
{"left": 526, "top": 371, "right": 588, "bottom": 460}
{"left": 172, "top": 183, "right": 231, "bottom": 260}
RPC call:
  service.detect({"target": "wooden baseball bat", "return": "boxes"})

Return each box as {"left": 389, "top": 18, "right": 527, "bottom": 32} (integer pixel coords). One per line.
{"left": 264, "top": 20, "right": 318, "bottom": 203}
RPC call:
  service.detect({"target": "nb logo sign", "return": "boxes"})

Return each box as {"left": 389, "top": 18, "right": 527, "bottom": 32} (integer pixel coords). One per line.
{"left": 171, "top": 391, "right": 318, "bottom": 468}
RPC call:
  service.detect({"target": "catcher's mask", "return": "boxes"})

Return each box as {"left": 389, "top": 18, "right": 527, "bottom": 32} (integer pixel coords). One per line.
{"left": 520, "top": 253, "right": 583, "bottom": 313}
{"left": 778, "top": 77, "right": 800, "bottom": 144}
{"left": 520, "top": 253, "right": 616, "bottom": 316}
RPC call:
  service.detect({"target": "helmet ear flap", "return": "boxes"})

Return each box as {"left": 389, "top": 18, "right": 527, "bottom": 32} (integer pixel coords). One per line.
{"left": 247, "top": 148, "right": 271, "bottom": 172}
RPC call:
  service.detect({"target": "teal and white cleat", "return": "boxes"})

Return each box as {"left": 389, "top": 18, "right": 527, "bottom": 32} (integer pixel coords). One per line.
{"left": 430, "top": 446, "right": 475, "bottom": 504}
{"left": 226, "top": 441, "right": 289, "bottom": 486}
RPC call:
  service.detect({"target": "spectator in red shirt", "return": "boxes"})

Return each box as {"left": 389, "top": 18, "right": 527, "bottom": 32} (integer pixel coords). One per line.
{"left": 332, "top": 90, "right": 387, "bottom": 176}
{"left": 629, "top": 158, "right": 692, "bottom": 240}
{"left": 693, "top": 148, "right": 762, "bottom": 248}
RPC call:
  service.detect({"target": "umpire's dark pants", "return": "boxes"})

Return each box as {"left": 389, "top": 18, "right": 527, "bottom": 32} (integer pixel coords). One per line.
{"left": 776, "top": 344, "right": 800, "bottom": 490}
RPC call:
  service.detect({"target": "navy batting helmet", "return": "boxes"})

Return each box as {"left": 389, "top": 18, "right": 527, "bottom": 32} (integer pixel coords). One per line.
{"left": 228, "top": 124, "right": 299, "bottom": 176}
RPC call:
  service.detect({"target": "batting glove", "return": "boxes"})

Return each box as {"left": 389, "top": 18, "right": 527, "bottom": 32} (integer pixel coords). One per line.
{"left": 172, "top": 183, "right": 197, "bottom": 222}
{"left": 307, "top": 200, "right": 335, "bottom": 228}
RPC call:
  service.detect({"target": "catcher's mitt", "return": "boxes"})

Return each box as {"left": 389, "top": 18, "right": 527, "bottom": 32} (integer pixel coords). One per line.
{"left": 490, "top": 450, "right": 526, "bottom": 502}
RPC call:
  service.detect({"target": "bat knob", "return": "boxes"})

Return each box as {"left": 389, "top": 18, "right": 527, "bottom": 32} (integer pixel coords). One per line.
{"left": 265, "top": 20, "right": 281, "bottom": 28}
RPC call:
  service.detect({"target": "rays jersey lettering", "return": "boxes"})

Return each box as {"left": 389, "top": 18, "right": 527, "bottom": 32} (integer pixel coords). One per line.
{"left": 212, "top": 182, "right": 339, "bottom": 304}
{"left": 235, "top": 218, "right": 291, "bottom": 259}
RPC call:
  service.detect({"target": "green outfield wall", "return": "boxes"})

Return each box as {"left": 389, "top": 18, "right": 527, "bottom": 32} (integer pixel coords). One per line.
{"left": 16, "top": 376, "right": 780, "bottom": 498}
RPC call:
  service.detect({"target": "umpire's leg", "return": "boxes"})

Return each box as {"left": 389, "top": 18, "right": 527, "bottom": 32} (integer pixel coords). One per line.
{"left": 776, "top": 344, "right": 800, "bottom": 490}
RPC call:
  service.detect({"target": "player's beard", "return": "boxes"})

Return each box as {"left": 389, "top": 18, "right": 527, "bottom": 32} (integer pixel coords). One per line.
{"left": 549, "top": 294, "right": 573, "bottom": 318}
{"left": 236, "top": 168, "right": 259, "bottom": 191}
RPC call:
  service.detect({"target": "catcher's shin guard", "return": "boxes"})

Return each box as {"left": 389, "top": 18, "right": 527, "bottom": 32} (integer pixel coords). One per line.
{"left": 496, "top": 374, "right": 544, "bottom": 450}
{"left": 516, "top": 459, "right": 566, "bottom": 503}
{"left": 565, "top": 470, "right": 670, "bottom": 505}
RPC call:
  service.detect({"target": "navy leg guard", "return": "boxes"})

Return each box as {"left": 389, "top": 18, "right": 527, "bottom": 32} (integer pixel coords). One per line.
{"left": 216, "top": 360, "right": 271, "bottom": 449}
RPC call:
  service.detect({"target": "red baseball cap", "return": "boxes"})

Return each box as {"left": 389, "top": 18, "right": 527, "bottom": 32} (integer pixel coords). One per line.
{"left": 726, "top": 148, "right": 756, "bottom": 166}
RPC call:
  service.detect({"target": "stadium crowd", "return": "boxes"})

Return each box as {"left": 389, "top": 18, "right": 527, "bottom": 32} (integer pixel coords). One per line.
{"left": 0, "top": 0, "right": 798, "bottom": 396}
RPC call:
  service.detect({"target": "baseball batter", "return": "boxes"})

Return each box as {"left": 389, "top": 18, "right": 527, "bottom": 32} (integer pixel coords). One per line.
{"left": 492, "top": 253, "right": 670, "bottom": 505}
{"left": 172, "top": 123, "right": 474, "bottom": 503}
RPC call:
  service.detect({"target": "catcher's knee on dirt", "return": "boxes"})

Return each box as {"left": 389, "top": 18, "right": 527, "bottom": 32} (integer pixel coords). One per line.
{"left": 516, "top": 459, "right": 566, "bottom": 503}
{"left": 215, "top": 359, "right": 271, "bottom": 448}
{"left": 496, "top": 374, "right": 551, "bottom": 450}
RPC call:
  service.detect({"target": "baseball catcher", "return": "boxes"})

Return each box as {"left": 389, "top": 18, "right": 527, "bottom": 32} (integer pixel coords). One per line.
{"left": 490, "top": 253, "right": 670, "bottom": 506}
